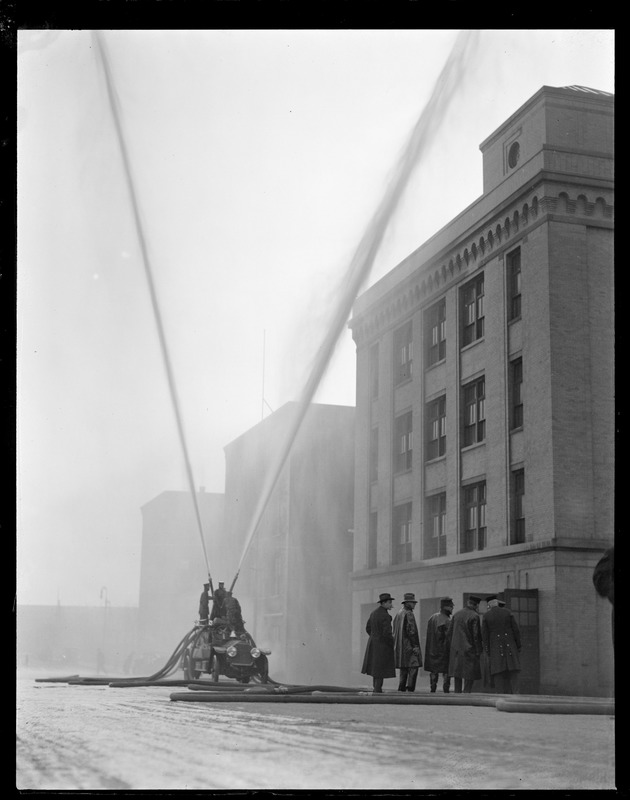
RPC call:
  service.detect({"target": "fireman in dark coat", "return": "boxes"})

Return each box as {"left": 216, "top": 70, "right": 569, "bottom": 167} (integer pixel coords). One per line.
{"left": 481, "top": 595, "right": 522, "bottom": 693}
{"left": 393, "top": 593, "right": 422, "bottom": 692}
{"left": 198, "top": 583, "right": 210, "bottom": 624}
{"left": 361, "top": 592, "right": 396, "bottom": 692}
{"left": 225, "top": 592, "right": 247, "bottom": 638}
{"left": 424, "top": 597, "right": 454, "bottom": 693}
{"left": 210, "top": 581, "right": 228, "bottom": 621}
{"left": 446, "top": 595, "right": 482, "bottom": 692}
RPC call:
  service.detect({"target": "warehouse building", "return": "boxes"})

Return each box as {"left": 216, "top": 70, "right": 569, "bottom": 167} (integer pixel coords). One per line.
{"left": 349, "top": 86, "right": 614, "bottom": 696}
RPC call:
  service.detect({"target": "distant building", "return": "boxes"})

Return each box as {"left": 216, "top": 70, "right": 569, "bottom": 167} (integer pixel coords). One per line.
{"left": 17, "top": 604, "right": 138, "bottom": 674}
{"left": 349, "top": 86, "right": 614, "bottom": 696}
{"left": 224, "top": 402, "right": 355, "bottom": 685}
{"left": 138, "top": 488, "right": 225, "bottom": 656}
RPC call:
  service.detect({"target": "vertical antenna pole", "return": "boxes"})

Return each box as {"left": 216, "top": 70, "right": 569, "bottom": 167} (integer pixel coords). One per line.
{"left": 261, "top": 329, "right": 266, "bottom": 421}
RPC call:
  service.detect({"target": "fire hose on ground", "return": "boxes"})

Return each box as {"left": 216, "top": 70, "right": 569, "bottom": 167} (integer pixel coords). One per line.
{"left": 34, "top": 633, "right": 614, "bottom": 714}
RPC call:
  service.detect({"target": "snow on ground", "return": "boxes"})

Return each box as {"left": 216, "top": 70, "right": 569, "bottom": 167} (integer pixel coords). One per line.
{"left": 17, "top": 669, "right": 616, "bottom": 790}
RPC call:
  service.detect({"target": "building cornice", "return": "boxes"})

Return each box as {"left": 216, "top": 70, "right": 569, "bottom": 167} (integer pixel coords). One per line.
{"left": 479, "top": 85, "right": 614, "bottom": 152}
{"left": 350, "top": 180, "right": 613, "bottom": 347}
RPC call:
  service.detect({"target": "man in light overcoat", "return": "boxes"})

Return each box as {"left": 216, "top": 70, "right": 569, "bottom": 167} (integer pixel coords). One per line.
{"left": 393, "top": 592, "right": 422, "bottom": 692}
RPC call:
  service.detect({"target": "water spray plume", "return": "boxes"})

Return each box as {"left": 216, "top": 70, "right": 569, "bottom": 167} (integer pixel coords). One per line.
{"left": 92, "top": 31, "right": 214, "bottom": 592}
{"left": 231, "top": 31, "right": 480, "bottom": 591}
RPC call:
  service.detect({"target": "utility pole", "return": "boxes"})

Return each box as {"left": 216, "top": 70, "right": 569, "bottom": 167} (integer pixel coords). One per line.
{"left": 261, "top": 330, "right": 274, "bottom": 420}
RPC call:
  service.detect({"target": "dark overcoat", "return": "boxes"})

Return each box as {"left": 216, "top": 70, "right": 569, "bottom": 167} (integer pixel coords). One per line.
{"left": 199, "top": 591, "right": 210, "bottom": 622}
{"left": 446, "top": 607, "right": 482, "bottom": 680}
{"left": 393, "top": 608, "right": 422, "bottom": 670}
{"left": 423, "top": 611, "right": 451, "bottom": 673}
{"left": 481, "top": 606, "right": 522, "bottom": 675}
{"left": 361, "top": 605, "right": 396, "bottom": 678}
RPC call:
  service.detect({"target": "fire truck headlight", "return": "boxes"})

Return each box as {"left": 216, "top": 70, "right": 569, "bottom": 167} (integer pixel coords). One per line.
{"left": 250, "top": 648, "right": 261, "bottom": 659}
{"left": 226, "top": 646, "right": 237, "bottom": 658}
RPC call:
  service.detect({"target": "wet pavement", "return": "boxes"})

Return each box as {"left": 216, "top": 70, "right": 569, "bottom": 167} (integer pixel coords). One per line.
{"left": 17, "top": 669, "right": 616, "bottom": 790}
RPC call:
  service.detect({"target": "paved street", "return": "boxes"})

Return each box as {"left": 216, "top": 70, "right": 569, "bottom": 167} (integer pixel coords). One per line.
{"left": 17, "top": 669, "right": 616, "bottom": 791}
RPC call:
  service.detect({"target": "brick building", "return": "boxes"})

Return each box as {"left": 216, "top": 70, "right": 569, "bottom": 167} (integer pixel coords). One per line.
{"left": 224, "top": 402, "right": 355, "bottom": 685}
{"left": 349, "top": 86, "right": 614, "bottom": 696}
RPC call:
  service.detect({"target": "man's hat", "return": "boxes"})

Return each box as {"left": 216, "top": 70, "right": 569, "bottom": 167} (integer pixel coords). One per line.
{"left": 401, "top": 592, "right": 417, "bottom": 604}
{"left": 498, "top": 600, "right": 506, "bottom": 607}
{"left": 378, "top": 593, "right": 394, "bottom": 603}
{"left": 203, "top": 583, "right": 210, "bottom": 588}
{"left": 440, "top": 597, "right": 454, "bottom": 607}
{"left": 485, "top": 594, "right": 497, "bottom": 603}
{"left": 469, "top": 595, "right": 482, "bottom": 604}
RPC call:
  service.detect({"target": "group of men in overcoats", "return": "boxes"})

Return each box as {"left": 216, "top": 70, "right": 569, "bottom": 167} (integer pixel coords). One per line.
{"left": 361, "top": 591, "right": 522, "bottom": 694}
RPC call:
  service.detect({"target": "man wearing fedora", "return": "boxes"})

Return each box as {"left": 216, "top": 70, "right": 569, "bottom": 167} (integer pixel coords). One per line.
{"left": 446, "top": 595, "right": 483, "bottom": 693}
{"left": 393, "top": 592, "right": 422, "bottom": 692}
{"left": 424, "top": 597, "right": 454, "bottom": 693}
{"left": 361, "top": 592, "right": 397, "bottom": 693}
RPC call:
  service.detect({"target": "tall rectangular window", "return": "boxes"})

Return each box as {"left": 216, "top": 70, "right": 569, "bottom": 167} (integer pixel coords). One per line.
{"left": 392, "top": 502, "right": 412, "bottom": 564}
{"left": 369, "top": 426, "right": 379, "bottom": 482}
{"left": 461, "top": 481, "right": 486, "bottom": 553}
{"left": 426, "top": 395, "right": 446, "bottom": 460}
{"left": 425, "top": 298, "right": 446, "bottom": 367}
{"left": 461, "top": 274, "right": 485, "bottom": 346}
{"left": 394, "top": 321, "right": 413, "bottom": 384}
{"left": 369, "top": 343, "right": 380, "bottom": 399}
{"left": 510, "top": 358, "right": 523, "bottom": 429}
{"left": 394, "top": 411, "right": 413, "bottom": 473}
{"left": 507, "top": 248, "right": 522, "bottom": 321}
{"left": 424, "top": 492, "right": 447, "bottom": 559}
{"left": 511, "top": 469, "right": 525, "bottom": 544}
{"left": 368, "top": 511, "right": 378, "bottom": 568}
{"left": 462, "top": 377, "right": 486, "bottom": 447}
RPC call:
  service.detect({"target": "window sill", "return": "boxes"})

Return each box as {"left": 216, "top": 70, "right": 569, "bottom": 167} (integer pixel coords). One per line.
{"left": 460, "top": 440, "right": 485, "bottom": 453}
{"left": 393, "top": 467, "right": 413, "bottom": 476}
{"left": 425, "top": 358, "right": 446, "bottom": 372}
{"left": 394, "top": 376, "right": 413, "bottom": 388}
{"left": 460, "top": 337, "right": 485, "bottom": 354}
{"left": 508, "top": 315, "right": 522, "bottom": 326}
{"left": 425, "top": 454, "right": 446, "bottom": 465}
{"left": 510, "top": 425, "right": 524, "bottom": 434}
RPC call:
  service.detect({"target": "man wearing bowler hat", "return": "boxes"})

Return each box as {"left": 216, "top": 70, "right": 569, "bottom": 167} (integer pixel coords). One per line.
{"left": 393, "top": 592, "right": 422, "bottom": 692}
{"left": 446, "top": 595, "right": 483, "bottom": 693}
{"left": 361, "top": 592, "right": 397, "bottom": 693}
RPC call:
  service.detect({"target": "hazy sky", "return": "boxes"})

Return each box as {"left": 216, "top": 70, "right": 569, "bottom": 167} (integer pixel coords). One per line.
{"left": 17, "top": 29, "right": 614, "bottom": 607}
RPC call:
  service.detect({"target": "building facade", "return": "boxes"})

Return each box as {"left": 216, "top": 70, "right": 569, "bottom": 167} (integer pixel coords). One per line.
{"left": 138, "top": 488, "right": 225, "bottom": 657}
{"left": 224, "top": 402, "right": 355, "bottom": 686}
{"left": 349, "top": 86, "right": 614, "bottom": 696}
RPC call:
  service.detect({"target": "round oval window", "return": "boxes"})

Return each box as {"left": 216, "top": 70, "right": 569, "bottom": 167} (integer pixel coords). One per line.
{"left": 508, "top": 141, "right": 520, "bottom": 169}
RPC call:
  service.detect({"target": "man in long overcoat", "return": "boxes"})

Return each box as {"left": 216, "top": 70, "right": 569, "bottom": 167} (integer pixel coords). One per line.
{"left": 424, "top": 597, "right": 454, "bottom": 693}
{"left": 393, "top": 592, "right": 422, "bottom": 692}
{"left": 361, "top": 592, "right": 396, "bottom": 693}
{"left": 446, "top": 595, "right": 482, "bottom": 692}
{"left": 481, "top": 595, "right": 522, "bottom": 693}
{"left": 198, "top": 583, "right": 210, "bottom": 624}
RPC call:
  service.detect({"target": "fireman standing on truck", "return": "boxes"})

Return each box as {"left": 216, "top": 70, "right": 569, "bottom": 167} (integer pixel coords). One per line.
{"left": 210, "top": 581, "right": 228, "bottom": 621}
{"left": 199, "top": 583, "right": 210, "bottom": 624}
